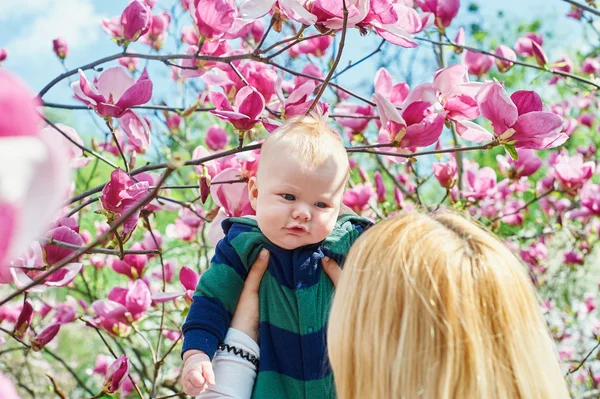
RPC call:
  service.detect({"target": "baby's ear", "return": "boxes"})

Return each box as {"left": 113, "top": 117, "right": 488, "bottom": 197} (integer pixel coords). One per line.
{"left": 247, "top": 176, "right": 259, "bottom": 210}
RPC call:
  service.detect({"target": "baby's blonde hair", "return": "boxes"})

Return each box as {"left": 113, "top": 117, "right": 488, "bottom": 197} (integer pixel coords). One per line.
{"left": 328, "top": 211, "right": 569, "bottom": 399}
{"left": 258, "top": 114, "right": 349, "bottom": 177}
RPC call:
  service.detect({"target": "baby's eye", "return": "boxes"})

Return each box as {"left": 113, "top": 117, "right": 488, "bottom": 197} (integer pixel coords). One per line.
{"left": 281, "top": 194, "right": 295, "bottom": 201}
{"left": 315, "top": 202, "right": 329, "bottom": 209}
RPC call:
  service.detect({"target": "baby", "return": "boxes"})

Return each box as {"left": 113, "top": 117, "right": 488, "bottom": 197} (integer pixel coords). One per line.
{"left": 182, "top": 114, "right": 371, "bottom": 398}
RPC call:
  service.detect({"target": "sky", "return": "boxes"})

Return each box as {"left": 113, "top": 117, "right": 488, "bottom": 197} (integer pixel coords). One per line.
{"left": 0, "top": 0, "right": 589, "bottom": 134}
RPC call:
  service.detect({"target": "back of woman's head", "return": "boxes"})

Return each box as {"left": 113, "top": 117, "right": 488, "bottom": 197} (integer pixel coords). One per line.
{"left": 327, "top": 211, "right": 569, "bottom": 399}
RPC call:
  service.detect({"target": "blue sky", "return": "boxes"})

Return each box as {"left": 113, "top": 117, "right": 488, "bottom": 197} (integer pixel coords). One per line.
{"left": 0, "top": 0, "right": 588, "bottom": 134}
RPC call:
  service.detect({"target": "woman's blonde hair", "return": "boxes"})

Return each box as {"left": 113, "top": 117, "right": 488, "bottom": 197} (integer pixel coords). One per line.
{"left": 327, "top": 211, "right": 569, "bottom": 399}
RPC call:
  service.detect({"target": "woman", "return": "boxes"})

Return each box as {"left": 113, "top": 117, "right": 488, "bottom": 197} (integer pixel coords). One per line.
{"left": 195, "top": 211, "right": 570, "bottom": 399}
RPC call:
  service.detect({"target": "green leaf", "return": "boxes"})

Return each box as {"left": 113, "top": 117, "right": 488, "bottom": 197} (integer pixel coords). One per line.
{"left": 181, "top": 307, "right": 190, "bottom": 318}
{"left": 504, "top": 143, "right": 519, "bottom": 160}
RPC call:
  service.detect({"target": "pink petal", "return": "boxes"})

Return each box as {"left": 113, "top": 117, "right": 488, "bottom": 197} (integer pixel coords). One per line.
{"left": 374, "top": 67, "right": 393, "bottom": 98}
{"left": 211, "top": 91, "right": 234, "bottom": 112}
{"left": 96, "top": 67, "right": 136, "bottom": 104}
{"left": 476, "top": 81, "right": 518, "bottom": 135}
{"left": 512, "top": 112, "right": 568, "bottom": 149}
{"left": 434, "top": 64, "right": 468, "bottom": 96}
{"left": 236, "top": 86, "right": 265, "bottom": 120}
{"left": 454, "top": 120, "right": 494, "bottom": 142}
{"left": 510, "top": 90, "right": 543, "bottom": 115}
{"left": 115, "top": 68, "right": 153, "bottom": 109}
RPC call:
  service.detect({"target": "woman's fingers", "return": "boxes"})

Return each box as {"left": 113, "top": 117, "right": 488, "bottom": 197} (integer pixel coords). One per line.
{"left": 322, "top": 256, "right": 342, "bottom": 288}
{"left": 244, "top": 248, "right": 270, "bottom": 292}
{"left": 230, "top": 249, "right": 270, "bottom": 343}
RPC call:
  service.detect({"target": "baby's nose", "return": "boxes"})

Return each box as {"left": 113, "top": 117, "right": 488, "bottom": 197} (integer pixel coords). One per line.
{"left": 292, "top": 206, "right": 311, "bottom": 221}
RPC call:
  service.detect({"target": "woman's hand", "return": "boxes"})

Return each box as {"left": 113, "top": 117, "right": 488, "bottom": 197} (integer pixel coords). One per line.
{"left": 322, "top": 257, "right": 342, "bottom": 288}
{"left": 230, "top": 248, "right": 270, "bottom": 343}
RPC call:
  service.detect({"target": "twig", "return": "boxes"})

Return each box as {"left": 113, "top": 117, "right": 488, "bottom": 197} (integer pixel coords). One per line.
{"left": 307, "top": 0, "right": 349, "bottom": 114}
{"left": 562, "top": 0, "right": 600, "bottom": 17}
{"left": 0, "top": 159, "right": 180, "bottom": 305}
{"left": 41, "top": 116, "right": 118, "bottom": 169}
{"left": 488, "top": 189, "right": 554, "bottom": 223}
{"left": 40, "top": 237, "right": 160, "bottom": 256}
{"left": 568, "top": 340, "right": 600, "bottom": 375}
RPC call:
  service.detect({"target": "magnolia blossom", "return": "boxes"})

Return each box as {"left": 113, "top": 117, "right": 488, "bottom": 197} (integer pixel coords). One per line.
{"left": 464, "top": 50, "right": 494, "bottom": 78}
{"left": 433, "top": 157, "right": 458, "bottom": 189}
{"left": 343, "top": 183, "right": 376, "bottom": 214}
{"left": 112, "top": 243, "right": 148, "bottom": 279}
{"left": 494, "top": 45, "right": 516, "bottom": 73}
{"left": 514, "top": 32, "right": 543, "bottom": 57}
{"left": 374, "top": 83, "right": 446, "bottom": 149}
{"left": 93, "top": 281, "right": 152, "bottom": 334}
{"left": 31, "top": 322, "right": 61, "bottom": 351}
{"left": 52, "top": 37, "right": 68, "bottom": 59}
{"left": 334, "top": 102, "right": 374, "bottom": 134}
{"left": 100, "top": 168, "right": 150, "bottom": 235}
{"left": 552, "top": 154, "right": 595, "bottom": 195}
{"left": 0, "top": 373, "right": 19, "bottom": 399}
{"left": 0, "top": 48, "right": 7, "bottom": 63}
{"left": 103, "top": 355, "right": 130, "bottom": 393}
{"left": 211, "top": 86, "right": 265, "bottom": 131}
{"left": 415, "top": 0, "right": 459, "bottom": 29}
{"left": 462, "top": 166, "right": 497, "bottom": 200}
{"left": 289, "top": 35, "right": 333, "bottom": 58}
{"left": 142, "top": 11, "right": 171, "bottom": 49}
{"left": 13, "top": 300, "right": 33, "bottom": 338}
{"left": 206, "top": 125, "right": 229, "bottom": 150}
{"left": 470, "top": 81, "right": 567, "bottom": 149}
{"left": 39, "top": 124, "right": 90, "bottom": 168}
{"left": 497, "top": 149, "right": 542, "bottom": 179}
{"left": 580, "top": 183, "right": 600, "bottom": 216}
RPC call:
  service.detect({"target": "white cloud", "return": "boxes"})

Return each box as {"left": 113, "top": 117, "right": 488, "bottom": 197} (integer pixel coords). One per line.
{"left": 4, "top": 0, "right": 105, "bottom": 58}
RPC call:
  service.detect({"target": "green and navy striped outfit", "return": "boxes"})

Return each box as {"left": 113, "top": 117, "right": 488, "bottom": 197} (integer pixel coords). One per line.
{"left": 182, "top": 214, "right": 371, "bottom": 399}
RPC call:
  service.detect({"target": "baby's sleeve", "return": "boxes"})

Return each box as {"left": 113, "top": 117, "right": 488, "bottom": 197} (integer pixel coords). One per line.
{"left": 181, "top": 234, "right": 248, "bottom": 360}
{"left": 322, "top": 215, "right": 373, "bottom": 267}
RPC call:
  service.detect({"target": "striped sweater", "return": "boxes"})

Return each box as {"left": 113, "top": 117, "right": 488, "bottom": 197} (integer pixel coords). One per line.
{"left": 182, "top": 214, "right": 371, "bottom": 399}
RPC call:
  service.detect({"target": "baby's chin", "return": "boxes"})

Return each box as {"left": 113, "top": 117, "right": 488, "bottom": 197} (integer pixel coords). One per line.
{"left": 263, "top": 231, "right": 330, "bottom": 250}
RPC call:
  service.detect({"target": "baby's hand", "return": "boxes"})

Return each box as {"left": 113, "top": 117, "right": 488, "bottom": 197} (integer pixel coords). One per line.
{"left": 182, "top": 350, "right": 215, "bottom": 396}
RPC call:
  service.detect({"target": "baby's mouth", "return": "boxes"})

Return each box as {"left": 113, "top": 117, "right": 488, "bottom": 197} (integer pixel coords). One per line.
{"left": 285, "top": 226, "right": 308, "bottom": 234}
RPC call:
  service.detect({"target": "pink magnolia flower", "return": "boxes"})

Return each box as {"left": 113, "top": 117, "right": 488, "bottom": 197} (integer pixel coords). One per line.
{"left": 374, "top": 67, "right": 410, "bottom": 106}
{"left": 531, "top": 41, "right": 548, "bottom": 67}
{"left": 121, "top": 0, "right": 152, "bottom": 41}
{"left": 31, "top": 322, "right": 61, "bottom": 351}
{"left": 118, "top": 56, "right": 139, "bottom": 72}
{"left": 142, "top": 11, "right": 171, "bottom": 49}
{"left": 289, "top": 35, "right": 333, "bottom": 58}
{"left": 494, "top": 45, "right": 516, "bottom": 73}
{"left": 568, "top": 7, "right": 583, "bottom": 20}
{"left": 374, "top": 83, "right": 446, "bottom": 149}
{"left": 473, "top": 81, "right": 567, "bottom": 149}
{"left": 497, "top": 149, "right": 542, "bottom": 178}
{"left": 564, "top": 250, "right": 584, "bottom": 266}
{"left": 464, "top": 50, "right": 494, "bottom": 78}
{"left": 374, "top": 171, "right": 386, "bottom": 202}
{"left": 334, "top": 102, "right": 374, "bottom": 134}
{"left": 103, "top": 355, "right": 129, "bottom": 394}
{"left": 433, "top": 157, "right": 458, "bottom": 189}
{"left": 577, "top": 112, "right": 594, "bottom": 128}
{"left": 308, "top": 0, "right": 369, "bottom": 29}
{"left": 0, "top": 48, "right": 7, "bottom": 63}
{"left": 514, "top": 32, "right": 543, "bottom": 57}
{"left": 210, "top": 86, "right": 265, "bottom": 131}
{"left": 581, "top": 57, "right": 600, "bottom": 75}
{"left": 500, "top": 199, "right": 526, "bottom": 226}
{"left": 275, "top": 79, "right": 319, "bottom": 117}
{"left": 100, "top": 168, "right": 150, "bottom": 234}
{"left": 343, "top": 183, "right": 376, "bottom": 214}
{"left": 552, "top": 154, "right": 595, "bottom": 195}
{"left": 580, "top": 183, "right": 600, "bottom": 216}
{"left": 166, "top": 114, "right": 181, "bottom": 131}
{"left": 52, "top": 37, "right": 68, "bottom": 59}
{"left": 585, "top": 292, "right": 597, "bottom": 313}
{"left": 112, "top": 243, "right": 148, "bottom": 280}
{"left": 0, "top": 71, "right": 70, "bottom": 272}
{"left": 72, "top": 67, "right": 152, "bottom": 151}
{"left": 189, "top": 0, "right": 236, "bottom": 40}
{"left": 548, "top": 57, "right": 573, "bottom": 85}
{"left": 462, "top": 166, "right": 497, "bottom": 200}
{"left": 415, "top": 0, "right": 459, "bottom": 29}
{"left": 206, "top": 125, "right": 229, "bottom": 150}
{"left": 359, "top": 0, "right": 421, "bottom": 48}
{"left": 13, "top": 300, "right": 33, "bottom": 338}
{"left": 152, "top": 260, "right": 175, "bottom": 283}
{"left": 93, "top": 354, "right": 111, "bottom": 375}
{"left": 433, "top": 64, "right": 482, "bottom": 126}
{"left": 0, "top": 373, "right": 19, "bottom": 399}
{"left": 180, "top": 266, "right": 200, "bottom": 303}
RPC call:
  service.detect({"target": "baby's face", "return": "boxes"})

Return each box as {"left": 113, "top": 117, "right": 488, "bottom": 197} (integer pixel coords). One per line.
{"left": 248, "top": 152, "right": 347, "bottom": 250}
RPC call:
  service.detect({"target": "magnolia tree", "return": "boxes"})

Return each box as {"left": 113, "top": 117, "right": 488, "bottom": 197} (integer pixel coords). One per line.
{"left": 0, "top": 0, "right": 599, "bottom": 397}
